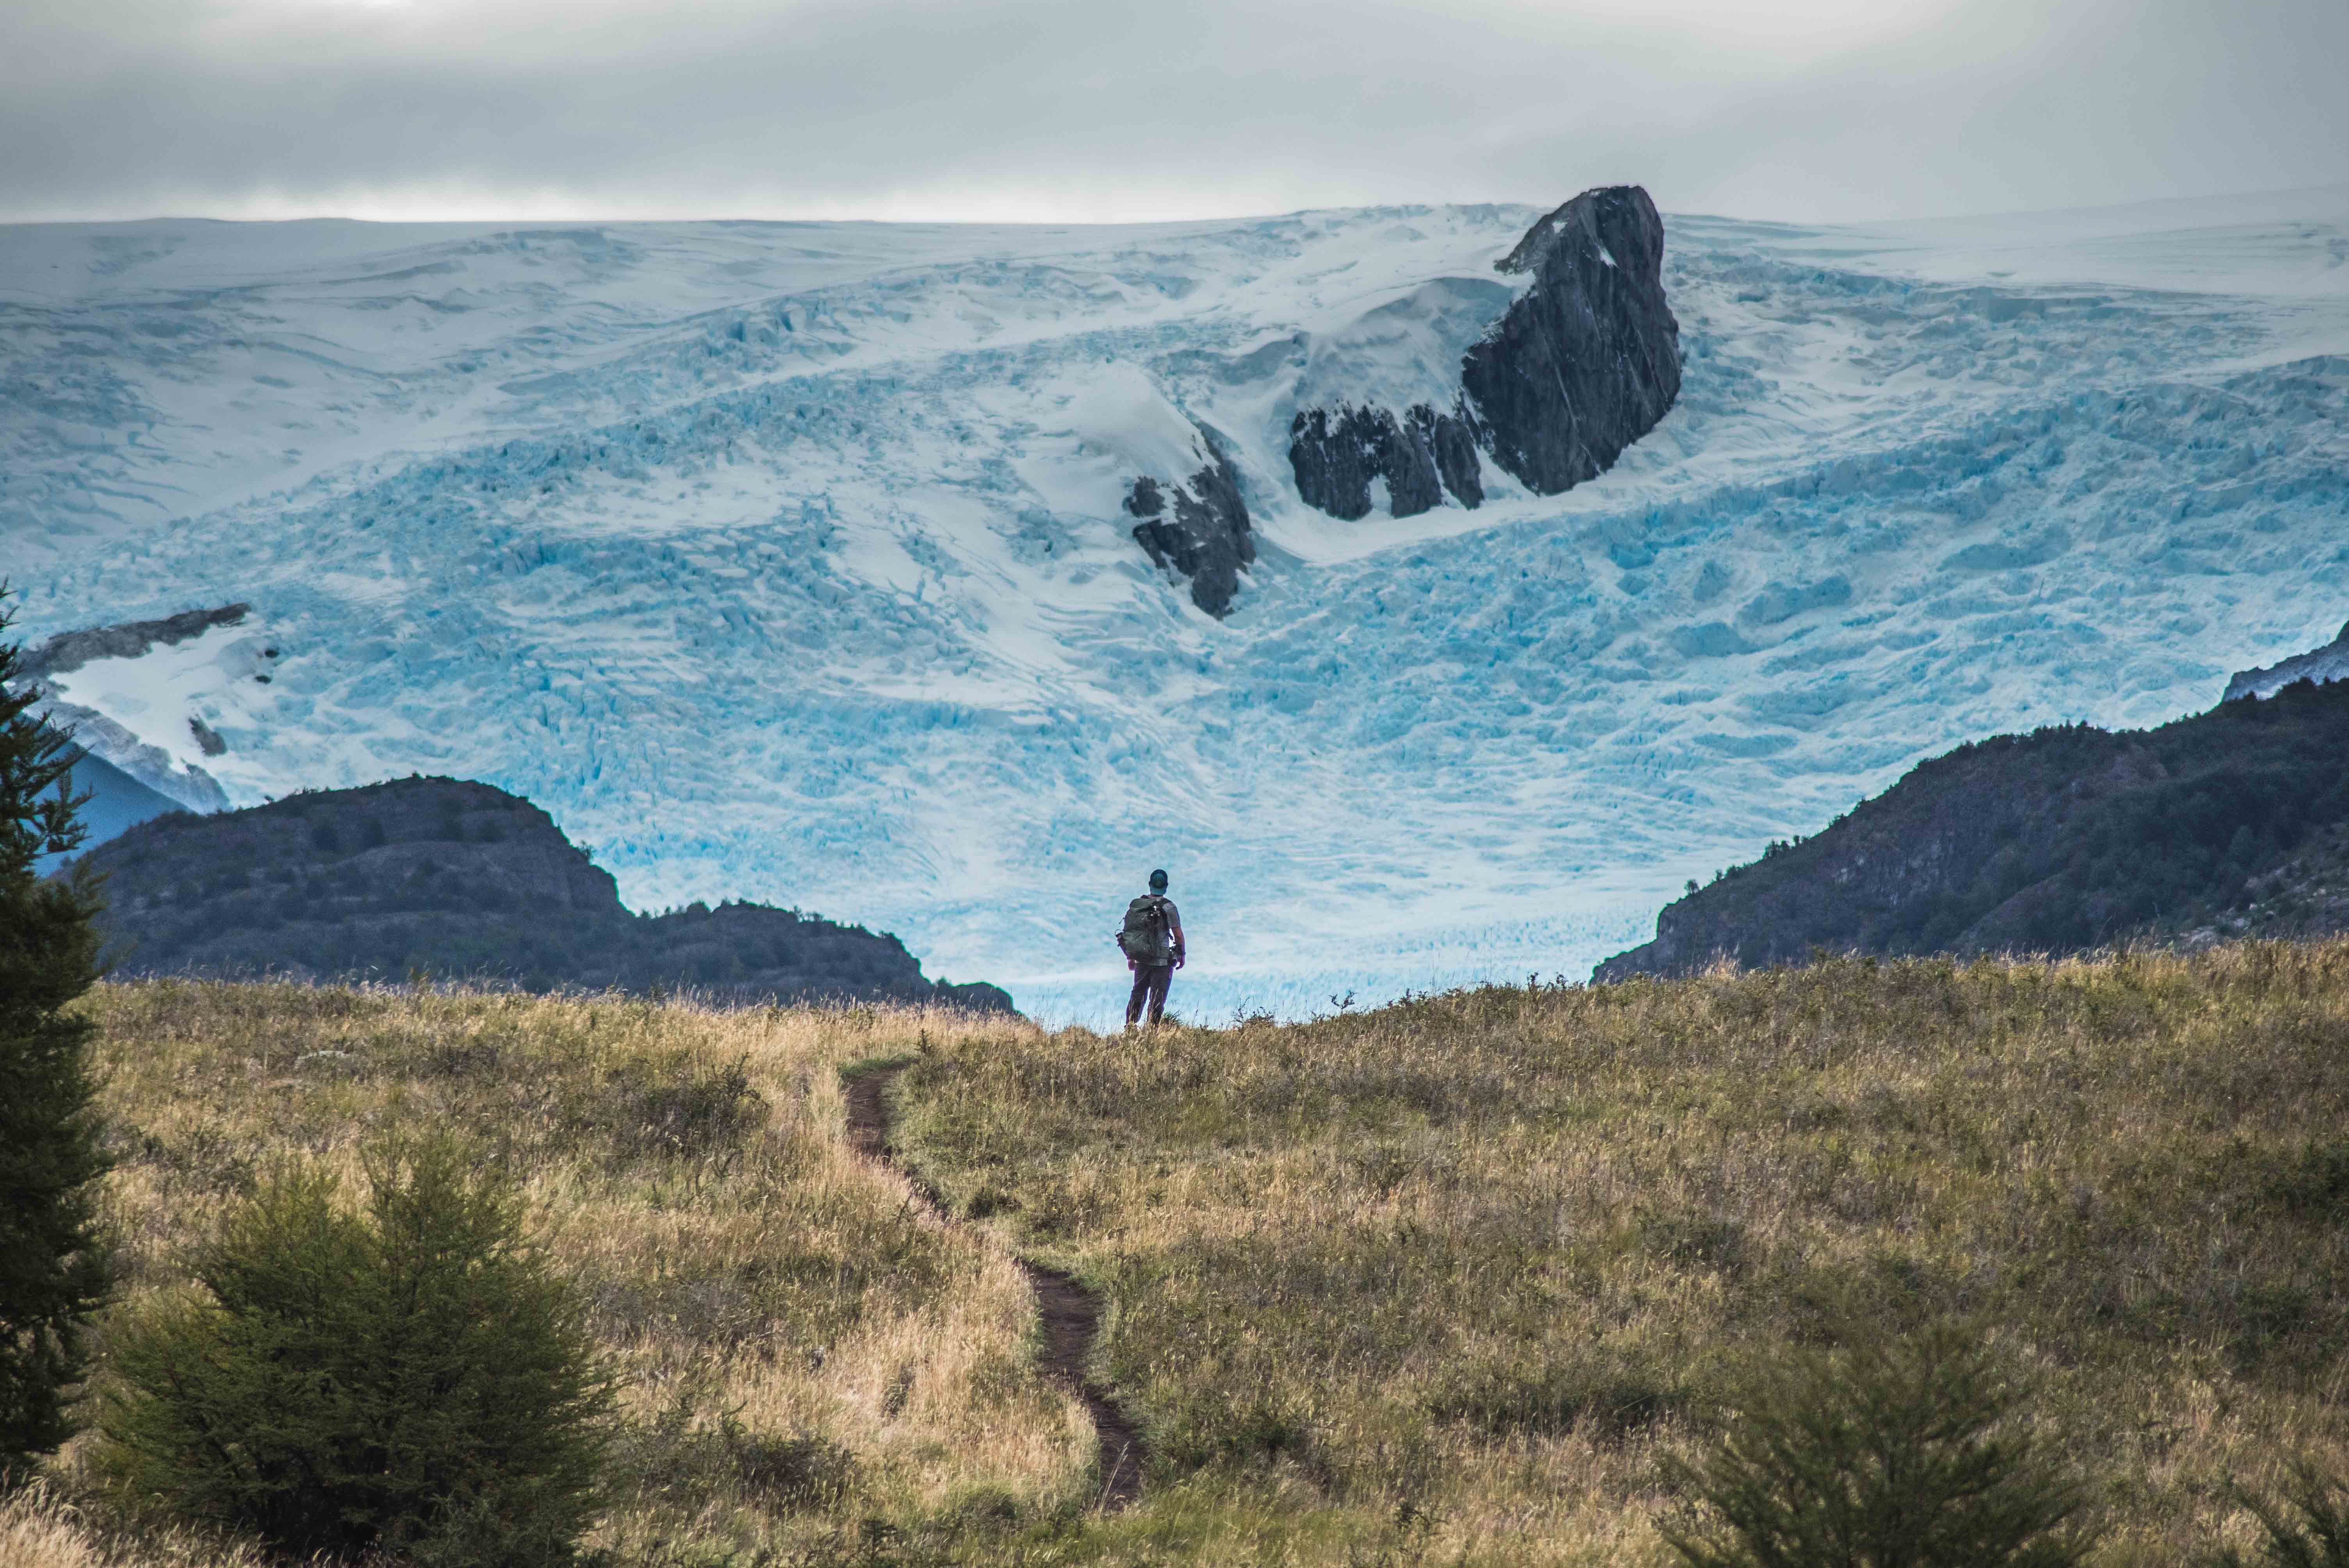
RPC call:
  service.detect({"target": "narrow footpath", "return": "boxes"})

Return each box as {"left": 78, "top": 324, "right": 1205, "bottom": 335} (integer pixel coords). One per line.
{"left": 842, "top": 1063, "right": 1145, "bottom": 1509}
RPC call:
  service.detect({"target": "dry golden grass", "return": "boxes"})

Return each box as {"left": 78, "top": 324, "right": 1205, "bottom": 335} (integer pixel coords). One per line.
{"left": 33, "top": 947, "right": 2349, "bottom": 1564}
{"left": 56, "top": 979, "right": 1098, "bottom": 1565}
{"left": 890, "top": 942, "right": 2349, "bottom": 1565}
{"left": 0, "top": 1481, "right": 267, "bottom": 1568}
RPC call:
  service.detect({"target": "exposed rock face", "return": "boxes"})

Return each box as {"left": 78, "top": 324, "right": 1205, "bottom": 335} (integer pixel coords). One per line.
{"left": 18, "top": 603, "right": 251, "bottom": 680}
{"left": 1286, "top": 185, "right": 1680, "bottom": 522}
{"left": 1419, "top": 404, "right": 1486, "bottom": 508}
{"left": 1593, "top": 676, "right": 2349, "bottom": 981}
{"left": 2224, "top": 620, "right": 2349, "bottom": 702}
{"left": 73, "top": 774, "right": 1016, "bottom": 1012}
{"left": 1125, "top": 441, "right": 1256, "bottom": 617}
{"left": 1122, "top": 187, "right": 1674, "bottom": 605}
{"left": 1287, "top": 404, "right": 1481, "bottom": 519}
{"left": 1464, "top": 185, "right": 1681, "bottom": 494}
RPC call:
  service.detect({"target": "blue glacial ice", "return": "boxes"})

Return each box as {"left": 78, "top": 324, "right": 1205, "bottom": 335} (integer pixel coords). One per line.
{"left": 3, "top": 189, "right": 2348, "bottom": 1025}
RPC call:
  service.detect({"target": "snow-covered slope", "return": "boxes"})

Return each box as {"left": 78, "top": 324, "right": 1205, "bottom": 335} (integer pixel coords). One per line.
{"left": 5, "top": 189, "right": 2348, "bottom": 1023}
{"left": 2224, "top": 620, "right": 2349, "bottom": 702}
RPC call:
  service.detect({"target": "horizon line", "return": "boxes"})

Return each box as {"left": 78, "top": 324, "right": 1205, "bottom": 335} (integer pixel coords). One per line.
{"left": 5, "top": 176, "right": 2345, "bottom": 236}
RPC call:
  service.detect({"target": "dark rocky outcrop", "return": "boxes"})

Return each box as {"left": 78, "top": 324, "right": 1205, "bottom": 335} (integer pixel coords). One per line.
{"left": 2224, "top": 619, "right": 2349, "bottom": 702}
{"left": 1417, "top": 403, "right": 1485, "bottom": 509}
{"left": 1287, "top": 185, "right": 1680, "bottom": 522}
{"left": 1594, "top": 675, "right": 2349, "bottom": 981}
{"left": 1286, "top": 404, "right": 1480, "bottom": 520}
{"left": 1464, "top": 185, "right": 1681, "bottom": 494}
{"left": 1287, "top": 408, "right": 1389, "bottom": 520}
{"left": 71, "top": 774, "right": 1015, "bottom": 1012}
{"left": 1126, "top": 439, "right": 1256, "bottom": 617}
{"left": 16, "top": 602, "right": 251, "bottom": 680}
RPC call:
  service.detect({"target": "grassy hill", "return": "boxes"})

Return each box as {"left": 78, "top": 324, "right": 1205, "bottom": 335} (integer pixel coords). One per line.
{"left": 14, "top": 982, "right": 1070, "bottom": 1568}
{"left": 889, "top": 944, "right": 2349, "bottom": 1563}
{"left": 15, "top": 946, "right": 2349, "bottom": 1564}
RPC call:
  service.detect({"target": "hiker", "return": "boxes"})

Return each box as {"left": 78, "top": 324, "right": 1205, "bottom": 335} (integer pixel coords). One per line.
{"left": 1117, "top": 869, "right": 1185, "bottom": 1029}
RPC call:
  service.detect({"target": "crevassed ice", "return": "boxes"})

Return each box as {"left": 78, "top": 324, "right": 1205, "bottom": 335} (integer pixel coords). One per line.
{"left": 5, "top": 189, "right": 2348, "bottom": 1025}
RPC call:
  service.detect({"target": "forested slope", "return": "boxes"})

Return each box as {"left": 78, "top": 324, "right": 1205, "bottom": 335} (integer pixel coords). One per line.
{"left": 1598, "top": 675, "right": 2349, "bottom": 978}
{"left": 75, "top": 775, "right": 1012, "bottom": 1009}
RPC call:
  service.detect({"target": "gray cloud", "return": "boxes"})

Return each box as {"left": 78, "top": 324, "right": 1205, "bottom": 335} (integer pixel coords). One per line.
{"left": 4, "top": 0, "right": 2345, "bottom": 224}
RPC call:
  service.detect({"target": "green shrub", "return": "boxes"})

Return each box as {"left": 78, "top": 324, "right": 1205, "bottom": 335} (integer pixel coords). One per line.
{"left": 2219, "top": 1458, "right": 2349, "bottom": 1567}
{"left": 92, "top": 1135, "right": 614, "bottom": 1563}
{"left": 0, "top": 593, "right": 114, "bottom": 1475}
{"left": 1658, "top": 1321, "right": 2098, "bottom": 1568}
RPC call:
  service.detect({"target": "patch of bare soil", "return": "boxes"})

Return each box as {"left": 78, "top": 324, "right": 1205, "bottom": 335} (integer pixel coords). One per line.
{"left": 842, "top": 1063, "right": 1143, "bottom": 1509}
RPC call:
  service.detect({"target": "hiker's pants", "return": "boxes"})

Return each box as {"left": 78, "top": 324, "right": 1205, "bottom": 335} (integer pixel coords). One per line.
{"left": 1126, "top": 963, "right": 1172, "bottom": 1027}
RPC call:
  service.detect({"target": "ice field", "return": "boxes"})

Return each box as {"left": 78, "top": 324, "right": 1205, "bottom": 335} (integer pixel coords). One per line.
{"left": 4, "top": 187, "right": 2348, "bottom": 1023}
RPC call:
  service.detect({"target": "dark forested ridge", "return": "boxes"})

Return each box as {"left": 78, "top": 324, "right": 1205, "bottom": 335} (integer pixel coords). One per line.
{"left": 1596, "top": 675, "right": 2349, "bottom": 980}
{"left": 71, "top": 775, "right": 1014, "bottom": 1011}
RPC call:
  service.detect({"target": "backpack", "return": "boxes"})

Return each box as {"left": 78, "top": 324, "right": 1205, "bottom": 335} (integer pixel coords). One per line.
{"left": 1116, "top": 895, "right": 1174, "bottom": 964}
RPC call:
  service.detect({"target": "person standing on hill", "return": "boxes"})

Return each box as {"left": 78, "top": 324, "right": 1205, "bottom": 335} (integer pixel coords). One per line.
{"left": 1118, "top": 869, "right": 1185, "bottom": 1029}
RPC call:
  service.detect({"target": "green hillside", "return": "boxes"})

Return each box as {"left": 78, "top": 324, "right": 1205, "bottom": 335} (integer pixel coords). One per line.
{"left": 890, "top": 944, "right": 2349, "bottom": 1563}
{"left": 15, "top": 948, "right": 2349, "bottom": 1564}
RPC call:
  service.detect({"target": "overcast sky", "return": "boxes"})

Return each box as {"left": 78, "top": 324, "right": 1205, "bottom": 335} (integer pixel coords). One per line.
{"left": 5, "top": 0, "right": 2345, "bottom": 227}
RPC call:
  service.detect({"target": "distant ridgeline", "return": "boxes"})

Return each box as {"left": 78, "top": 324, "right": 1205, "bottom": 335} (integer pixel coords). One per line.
{"left": 73, "top": 775, "right": 1014, "bottom": 1012}
{"left": 1597, "top": 657, "right": 2349, "bottom": 981}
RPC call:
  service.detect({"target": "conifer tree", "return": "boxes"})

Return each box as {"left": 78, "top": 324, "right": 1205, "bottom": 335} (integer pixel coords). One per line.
{"left": 95, "top": 1136, "right": 614, "bottom": 1564}
{"left": 1659, "top": 1321, "right": 2098, "bottom": 1568}
{"left": 0, "top": 590, "right": 113, "bottom": 1475}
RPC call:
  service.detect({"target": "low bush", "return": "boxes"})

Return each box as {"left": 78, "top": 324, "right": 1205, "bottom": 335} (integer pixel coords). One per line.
{"left": 0, "top": 596, "right": 113, "bottom": 1475}
{"left": 1657, "top": 1320, "right": 2098, "bottom": 1568}
{"left": 606, "top": 1053, "right": 765, "bottom": 1160}
{"left": 91, "top": 1135, "right": 615, "bottom": 1565}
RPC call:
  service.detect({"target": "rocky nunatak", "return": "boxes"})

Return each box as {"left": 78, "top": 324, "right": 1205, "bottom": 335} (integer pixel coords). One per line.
{"left": 72, "top": 775, "right": 1015, "bottom": 1012}
{"left": 1124, "top": 437, "right": 1256, "bottom": 618}
{"left": 1289, "top": 184, "right": 1681, "bottom": 521}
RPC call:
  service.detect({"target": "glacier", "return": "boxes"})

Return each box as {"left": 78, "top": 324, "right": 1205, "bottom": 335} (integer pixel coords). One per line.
{"left": 3, "top": 187, "right": 2348, "bottom": 1025}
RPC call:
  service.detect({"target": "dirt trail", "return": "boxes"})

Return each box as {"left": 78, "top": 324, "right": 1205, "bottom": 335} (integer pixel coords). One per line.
{"left": 841, "top": 1063, "right": 1145, "bottom": 1509}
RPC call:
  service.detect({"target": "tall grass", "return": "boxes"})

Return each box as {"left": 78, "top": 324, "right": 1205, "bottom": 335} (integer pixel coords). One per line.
{"left": 54, "top": 980, "right": 1090, "bottom": 1564}
{"left": 891, "top": 943, "right": 2349, "bottom": 1564}
{"left": 0, "top": 1481, "right": 268, "bottom": 1568}
{"left": 31, "top": 948, "right": 2349, "bottom": 1564}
